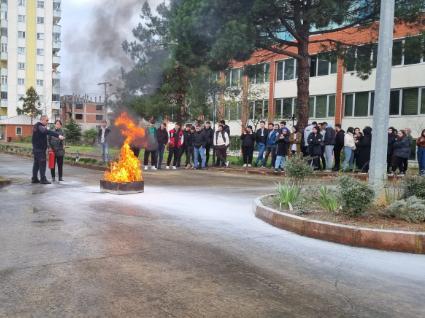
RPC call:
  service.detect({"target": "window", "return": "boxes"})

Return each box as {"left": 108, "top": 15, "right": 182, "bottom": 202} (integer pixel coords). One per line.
{"left": 1, "top": 43, "right": 6, "bottom": 53}
{"left": 310, "top": 56, "right": 318, "bottom": 76}
{"left": 37, "top": 49, "right": 44, "bottom": 56}
{"left": 226, "top": 68, "right": 242, "bottom": 87}
{"left": 317, "top": 54, "right": 330, "bottom": 76}
{"left": 18, "top": 78, "right": 25, "bottom": 85}
{"left": 75, "top": 103, "right": 83, "bottom": 110}
{"left": 315, "top": 95, "right": 327, "bottom": 118}
{"left": 275, "top": 98, "right": 296, "bottom": 119}
{"left": 1, "top": 91, "right": 7, "bottom": 99}
{"left": 96, "top": 104, "right": 103, "bottom": 111}
{"left": 284, "top": 59, "right": 296, "bottom": 80}
{"left": 1, "top": 75, "right": 7, "bottom": 85}
{"left": 389, "top": 90, "right": 400, "bottom": 115}
{"left": 18, "top": 31, "right": 25, "bottom": 39}
{"left": 36, "top": 79, "right": 43, "bottom": 86}
{"left": 16, "top": 127, "right": 22, "bottom": 136}
{"left": 370, "top": 92, "right": 375, "bottom": 115}
{"left": 52, "top": 94, "right": 60, "bottom": 102}
{"left": 421, "top": 88, "right": 425, "bottom": 114}
{"left": 18, "top": 0, "right": 25, "bottom": 6}
{"left": 404, "top": 36, "right": 422, "bottom": 65}
{"left": 328, "top": 95, "right": 336, "bottom": 117}
{"left": 250, "top": 63, "right": 269, "bottom": 84}
{"left": 37, "top": 17, "right": 44, "bottom": 24}
{"left": 36, "top": 64, "right": 44, "bottom": 72}
{"left": 96, "top": 115, "right": 103, "bottom": 121}
{"left": 311, "top": 53, "right": 337, "bottom": 76}
{"left": 229, "top": 102, "right": 240, "bottom": 120}
{"left": 276, "top": 61, "right": 283, "bottom": 81}
{"left": 18, "top": 15, "right": 25, "bottom": 23}
{"left": 18, "top": 47, "right": 25, "bottom": 55}
{"left": 344, "top": 94, "right": 354, "bottom": 116}
{"left": 402, "top": 88, "right": 419, "bottom": 115}
{"left": 18, "top": 63, "right": 25, "bottom": 70}
{"left": 37, "top": 1, "right": 44, "bottom": 8}
{"left": 309, "top": 97, "right": 315, "bottom": 117}
{"left": 75, "top": 114, "right": 83, "bottom": 120}
{"left": 392, "top": 40, "right": 403, "bottom": 66}
{"left": 354, "top": 92, "right": 369, "bottom": 117}
{"left": 0, "top": 28, "right": 7, "bottom": 37}
{"left": 308, "top": 95, "right": 335, "bottom": 118}
{"left": 37, "top": 33, "right": 44, "bottom": 40}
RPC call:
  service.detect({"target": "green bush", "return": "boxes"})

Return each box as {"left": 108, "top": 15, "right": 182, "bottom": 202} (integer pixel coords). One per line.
{"left": 284, "top": 155, "right": 313, "bottom": 185}
{"left": 337, "top": 176, "right": 374, "bottom": 216}
{"left": 63, "top": 119, "right": 82, "bottom": 144}
{"left": 385, "top": 196, "right": 425, "bottom": 223}
{"left": 318, "top": 186, "right": 340, "bottom": 213}
{"left": 403, "top": 176, "right": 425, "bottom": 200}
{"left": 82, "top": 129, "right": 98, "bottom": 146}
{"left": 275, "top": 182, "right": 301, "bottom": 211}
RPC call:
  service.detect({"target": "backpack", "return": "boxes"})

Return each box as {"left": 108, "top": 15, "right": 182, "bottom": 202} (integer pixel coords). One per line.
{"left": 216, "top": 131, "right": 226, "bottom": 144}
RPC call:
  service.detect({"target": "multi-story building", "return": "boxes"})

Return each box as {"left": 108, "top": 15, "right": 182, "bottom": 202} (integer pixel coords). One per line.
{"left": 0, "top": 0, "right": 61, "bottom": 120}
{"left": 60, "top": 95, "right": 106, "bottom": 131}
{"left": 220, "top": 22, "right": 425, "bottom": 138}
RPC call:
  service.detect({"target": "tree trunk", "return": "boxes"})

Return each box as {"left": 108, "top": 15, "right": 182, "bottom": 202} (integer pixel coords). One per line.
{"left": 240, "top": 75, "right": 249, "bottom": 132}
{"left": 296, "top": 39, "right": 310, "bottom": 131}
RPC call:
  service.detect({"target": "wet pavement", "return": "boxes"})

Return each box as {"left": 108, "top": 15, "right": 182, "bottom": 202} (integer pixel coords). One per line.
{"left": 0, "top": 153, "right": 424, "bottom": 318}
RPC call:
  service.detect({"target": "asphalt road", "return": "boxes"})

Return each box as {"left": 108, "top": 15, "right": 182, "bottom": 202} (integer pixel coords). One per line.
{"left": 0, "top": 153, "right": 424, "bottom": 318}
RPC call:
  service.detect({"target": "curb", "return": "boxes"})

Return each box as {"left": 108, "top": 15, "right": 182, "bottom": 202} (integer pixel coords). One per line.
{"left": 254, "top": 195, "right": 425, "bottom": 254}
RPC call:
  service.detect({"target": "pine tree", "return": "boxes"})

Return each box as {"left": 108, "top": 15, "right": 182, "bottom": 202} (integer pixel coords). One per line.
{"left": 17, "top": 87, "right": 42, "bottom": 125}
{"left": 63, "top": 119, "right": 82, "bottom": 144}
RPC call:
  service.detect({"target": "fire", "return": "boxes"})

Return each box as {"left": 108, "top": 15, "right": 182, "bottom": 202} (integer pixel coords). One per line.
{"left": 104, "top": 113, "right": 145, "bottom": 183}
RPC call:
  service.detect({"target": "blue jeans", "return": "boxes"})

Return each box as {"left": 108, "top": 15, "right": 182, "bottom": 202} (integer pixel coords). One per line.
{"left": 194, "top": 146, "right": 206, "bottom": 169}
{"left": 275, "top": 155, "right": 286, "bottom": 170}
{"left": 255, "top": 143, "right": 266, "bottom": 166}
{"left": 157, "top": 144, "right": 165, "bottom": 169}
{"left": 101, "top": 142, "right": 109, "bottom": 163}
{"left": 343, "top": 147, "right": 354, "bottom": 171}
{"left": 418, "top": 147, "right": 425, "bottom": 174}
{"left": 324, "top": 145, "right": 334, "bottom": 170}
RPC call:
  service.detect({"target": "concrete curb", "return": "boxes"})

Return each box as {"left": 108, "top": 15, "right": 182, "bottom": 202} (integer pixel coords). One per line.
{"left": 254, "top": 195, "right": 425, "bottom": 254}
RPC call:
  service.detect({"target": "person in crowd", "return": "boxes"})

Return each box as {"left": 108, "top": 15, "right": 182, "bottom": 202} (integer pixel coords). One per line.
{"left": 192, "top": 124, "right": 207, "bottom": 169}
{"left": 303, "top": 121, "right": 317, "bottom": 155}
{"left": 307, "top": 126, "right": 323, "bottom": 170}
{"left": 356, "top": 126, "right": 372, "bottom": 173}
{"left": 322, "top": 122, "right": 335, "bottom": 171}
{"left": 255, "top": 120, "right": 268, "bottom": 167}
{"left": 98, "top": 120, "right": 111, "bottom": 164}
{"left": 183, "top": 124, "right": 194, "bottom": 168}
{"left": 275, "top": 129, "right": 290, "bottom": 172}
{"left": 387, "top": 127, "right": 397, "bottom": 174}
{"left": 343, "top": 127, "right": 356, "bottom": 172}
{"left": 353, "top": 127, "right": 363, "bottom": 171}
{"left": 241, "top": 125, "right": 255, "bottom": 167}
{"left": 319, "top": 123, "right": 326, "bottom": 169}
{"left": 289, "top": 125, "right": 302, "bottom": 156}
{"left": 213, "top": 124, "right": 230, "bottom": 167}
{"left": 279, "top": 121, "right": 290, "bottom": 134}
{"left": 403, "top": 128, "right": 413, "bottom": 173}
{"left": 166, "top": 123, "right": 184, "bottom": 170}
{"left": 32, "top": 115, "right": 64, "bottom": 184}
{"left": 391, "top": 130, "right": 411, "bottom": 175}
{"left": 333, "top": 124, "right": 345, "bottom": 171}
{"left": 156, "top": 122, "right": 168, "bottom": 169}
{"left": 48, "top": 119, "right": 65, "bottom": 182}
{"left": 220, "top": 120, "right": 230, "bottom": 136}
{"left": 143, "top": 118, "right": 158, "bottom": 170}
{"left": 204, "top": 121, "right": 214, "bottom": 167}
{"left": 264, "top": 123, "right": 278, "bottom": 167}
{"left": 416, "top": 129, "right": 425, "bottom": 177}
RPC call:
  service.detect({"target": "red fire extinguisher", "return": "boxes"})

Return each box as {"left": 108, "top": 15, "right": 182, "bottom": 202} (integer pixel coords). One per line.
{"left": 48, "top": 150, "right": 55, "bottom": 169}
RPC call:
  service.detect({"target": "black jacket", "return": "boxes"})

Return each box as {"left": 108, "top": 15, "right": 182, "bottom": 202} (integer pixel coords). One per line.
{"left": 183, "top": 130, "right": 192, "bottom": 148}
{"left": 223, "top": 125, "right": 230, "bottom": 136}
{"left": 32, "top": 122, "right": 60, "bottom": 152}
{"left": 393, "top": 137, "right": 411, "bottom": 159}
{"left": 48, "top": 128, "right": 65, "bottom": 157}
{"left": 307, "top": 132, "right": 323, "bottom": 156}
{"left": 335, "top": 130, "right": 345, "bottom": 149}
{"left": 203, "top": 127, "right": 214, "bottom": 146}
{"left": 387, "top": 133, "right": 397, "bottom": 155}
{"left": 193, "top": 130, "right": 207, "bottom": 148}
{"left": 255, "top": 128, "right": 268, "bottom": 144}
{"left": 357, "top": 127, "right": 372, "bottom": 170}
{"left": 97, "top": 127, "right": 111, "bottom": 143}
{"left": 157, "top": 128, "right": 169, "bottom": 145}
{"left": 276, "top": 134, "right": 290, "bottom": 156}
{"left": 324, "top": 127, "right": 336, "bottom": 146}
{"left": 241, "top": 133, "right": 255, "bottom": 147}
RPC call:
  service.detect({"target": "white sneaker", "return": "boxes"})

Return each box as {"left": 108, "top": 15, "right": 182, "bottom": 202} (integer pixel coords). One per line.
{"left": 172, "top": 166, "right": 177, "bottom": 170}
{"left": 248, "top": 164, "right": 252, "bottom": 167}
{"left": 166, "top": 166, "right": 170, "bottom": 170}
{"left": 151, "top": 166, "right": 157, "bottom": 171}
{"left": 243, "top": 164, "right": 247, "bottom": 167}
{"left": 144, "top": 166, "right": 148, "bottom": 171}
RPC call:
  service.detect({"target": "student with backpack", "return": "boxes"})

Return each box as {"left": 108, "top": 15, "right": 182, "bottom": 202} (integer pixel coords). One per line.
{"left": 214, "top": 124, "right": 230, "bottom": 167}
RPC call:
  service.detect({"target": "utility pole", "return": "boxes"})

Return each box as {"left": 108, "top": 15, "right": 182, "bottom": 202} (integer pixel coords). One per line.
{"left": 98, "top": 82, "right": 112, "bottom": 122}
{"left": 369, "top": 0, "right": 395, "bottom": 194}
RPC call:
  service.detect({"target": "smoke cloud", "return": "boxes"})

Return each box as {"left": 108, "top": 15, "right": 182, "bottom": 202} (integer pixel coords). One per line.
{"left": 62, "top": 0, "right": 163, "bottom": 95}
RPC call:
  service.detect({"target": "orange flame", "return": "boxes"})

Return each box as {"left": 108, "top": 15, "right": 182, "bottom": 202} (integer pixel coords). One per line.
{"left": 104, "top": 113, "right": 145, "bottom": 183}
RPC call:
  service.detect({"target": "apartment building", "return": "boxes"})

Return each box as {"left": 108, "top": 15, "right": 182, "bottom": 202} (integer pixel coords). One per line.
{"left": 0, "top": 0, "right": 61, "bottom": 120}
{"left": 60, "top": 95, "right": 106, "bottom": 131}
{"left": 220, "top": 22, "right": 425, "bottom": 138}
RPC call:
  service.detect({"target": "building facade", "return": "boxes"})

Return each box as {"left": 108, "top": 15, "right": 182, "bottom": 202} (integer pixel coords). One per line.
{"left": 0, "top": 0, "right": 61, "bottom": 120}
{"left": 221, "top": 22, "right": 425, "bottom": 138}
{"left": 61, "top": 95, "right": 106, "bottom": 131}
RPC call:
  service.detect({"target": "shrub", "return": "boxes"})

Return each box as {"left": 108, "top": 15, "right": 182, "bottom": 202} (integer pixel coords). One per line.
{"left": 385, "top": 196, "right": 425, "bottom": 223}
{"left": 83, "top": 129, "right": 98, "bottom": 145}
{"left": 337, "top": 176, "right": 374, "bottom": 216}
{"left": 403, "top": 176, "right": 425, "bottom": 200}
{"left": 284, "top": 155, "right": 313, "bottom": 185}
{"left": 64, "top": 119, "right": 82, "bottom": 144}
{"left": 275, "top": 182, "right": 301, "bottom": 211}
{"left": 318, "top": 186, "right": 340, "bottom": 213}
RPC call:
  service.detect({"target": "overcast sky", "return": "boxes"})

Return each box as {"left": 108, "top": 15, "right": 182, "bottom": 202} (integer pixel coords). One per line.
{"left": 61, "top": 0, "right": 146, "bottom": 97}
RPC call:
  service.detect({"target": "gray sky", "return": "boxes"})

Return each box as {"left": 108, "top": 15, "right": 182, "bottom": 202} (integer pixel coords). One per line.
{"left": 61, "top": 0, "right": 149, "bottom": 97}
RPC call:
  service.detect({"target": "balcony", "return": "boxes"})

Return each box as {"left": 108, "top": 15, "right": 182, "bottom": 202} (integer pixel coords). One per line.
{"left": 1, "top": 83, "right": 6, "bottom": 92}
{"left": 52, "top": 71, "right": 60, "bottom": 80}
{"left": 1, "top": 19, "right": 7, "bottom": 28}
{"left": 53, "top": 24, "right": 61, "bottom": 34}
{"left": 52, "top": 101, "right": 60, "bottom": 110}
{"left": 52, "top": 84, "right": 60, "bottom": 95}
{"left": 1, "top": 100, "right": 7, "bottom": 108}
{"left": 0, "top": 68, "right": 6, "bottom": 76}
{"left": 52, "top": 55, "right": 60, "bottom": 66}
{"left": 0, "top": 51, "right": 6, "bottom": 61}
{"left": 53, "top": 41, "right": 61, "bottom": 50}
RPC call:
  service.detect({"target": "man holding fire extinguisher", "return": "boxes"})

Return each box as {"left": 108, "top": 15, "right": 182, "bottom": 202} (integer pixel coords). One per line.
{"left": 32, "top": 115, "right": 64, "bottom": 184}
{"left": 48, "top": 120, "right": 65, "bottom": 182}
